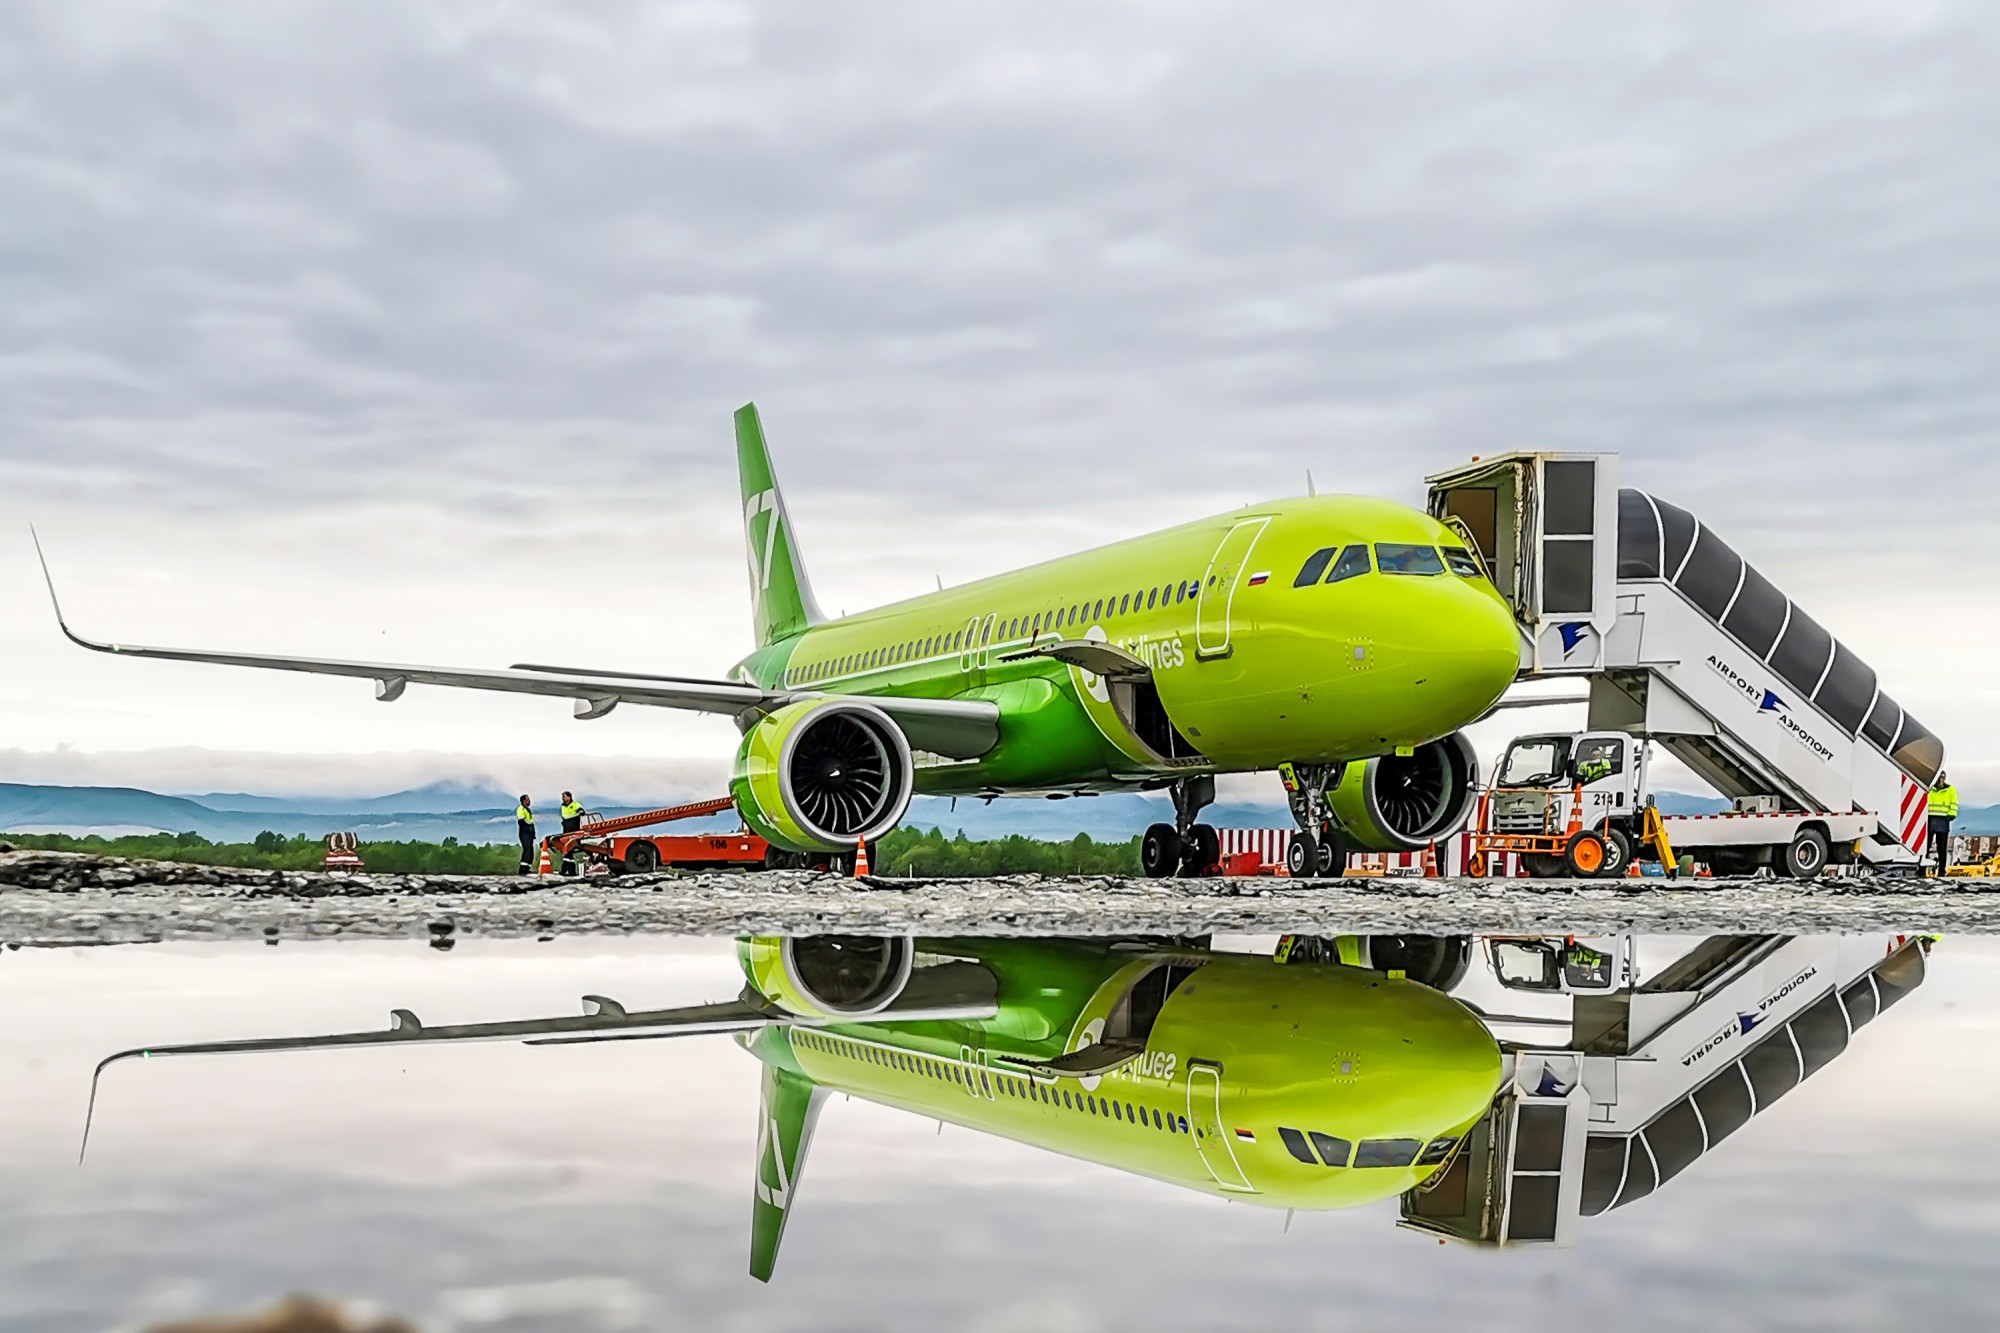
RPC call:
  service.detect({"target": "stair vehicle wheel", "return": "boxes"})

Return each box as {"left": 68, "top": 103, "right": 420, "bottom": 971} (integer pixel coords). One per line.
{"left": 1599, "top": 827, "right": 1634, "bottom": 877}
{"left": 624, "top": 840, "right": 661, "bottom": 874}
{"left": 1286, "top": 831, "right": 1319, "bottom": 878}
{"left": 1522, "top": 852, "right": 1567, "bottom": 878}
{"left": 1783, "top": 826, "right": 1830, "bottom": 880}
{"left": 1315, "top": 827, "right": 1347, "bottom": 877}
{"left": 1182, "top": 823, "right": 1221, "bottom": 876}
{"left": 1141, "top": 823, "right": 1184, "bottom": 878}
{"left": 1563, "top": 830, "right": 1608, "bottom": 878}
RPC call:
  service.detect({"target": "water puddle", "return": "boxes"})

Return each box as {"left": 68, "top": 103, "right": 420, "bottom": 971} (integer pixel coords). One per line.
{"left": 3, "top": 931, "right": 1995, "bottom": 1330}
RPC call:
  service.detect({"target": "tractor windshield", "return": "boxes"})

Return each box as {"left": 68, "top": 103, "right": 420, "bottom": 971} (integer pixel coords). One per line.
{"left": 1499, "top": 737, "right": 1571, "bottom": 787}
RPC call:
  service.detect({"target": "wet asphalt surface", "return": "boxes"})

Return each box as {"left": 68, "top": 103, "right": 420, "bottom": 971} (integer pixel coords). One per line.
{"left": 0, "top": 850, "right": 1994, "bottom": 946}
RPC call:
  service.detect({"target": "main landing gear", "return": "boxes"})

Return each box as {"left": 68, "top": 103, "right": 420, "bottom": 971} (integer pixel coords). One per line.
{"left": 1141, "top": 776, "right": 1221, "bottom": 878}
{"left": 1281, "top": 762, "right": 1348, "bottom": 879}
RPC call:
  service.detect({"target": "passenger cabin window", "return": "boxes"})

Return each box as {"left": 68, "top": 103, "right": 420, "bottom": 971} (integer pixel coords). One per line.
{"left": 1146, "top": 588, "right": 1158, "bottom": 609}
{"left": 1295, "top": 547, "right": 1337, "bottom": 587}
{"left": 1442, "top": 547, "right": 1485, "bottom": 579}
{"left": 1375, "top": 544, "right": 1446, "bottom": 576}
{"left": 1118, "top": 594, "right": 1130, "bottom": 615}
{"left": 1325, "top": 545, "right": 1371, "bottom": 584}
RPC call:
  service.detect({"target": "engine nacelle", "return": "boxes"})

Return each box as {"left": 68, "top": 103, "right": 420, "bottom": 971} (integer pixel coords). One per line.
{"left": 1325, "top": 731, "right": 1479, "bottom": 852}
{"left": 731, "top": 697, "right": 915, "bottom": 853}
{"left": 737, "top": 935, "right": 915, "bottom": 1019}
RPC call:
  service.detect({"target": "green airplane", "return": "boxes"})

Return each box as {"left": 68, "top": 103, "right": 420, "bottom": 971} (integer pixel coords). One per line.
{"left": 36, "top": 405, "right": 1521, "bottom": 873}
{"left": 79, "top": 934, "right": 1504, "bottom": 1281}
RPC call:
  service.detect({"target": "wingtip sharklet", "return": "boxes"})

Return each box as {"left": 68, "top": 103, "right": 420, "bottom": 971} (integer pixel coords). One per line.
{"left": 29, "top": 526, "right": 110, "bottom": 654}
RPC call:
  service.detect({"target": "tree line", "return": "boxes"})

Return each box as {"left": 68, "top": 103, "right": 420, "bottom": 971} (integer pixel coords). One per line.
{"left": 3, "top": 826, "right": 1143, "bottom": 877}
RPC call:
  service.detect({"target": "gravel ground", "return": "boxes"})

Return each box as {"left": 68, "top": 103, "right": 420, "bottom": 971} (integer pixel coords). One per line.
{"left": 2, "top": 849, "right": 1997, "bottom": 945}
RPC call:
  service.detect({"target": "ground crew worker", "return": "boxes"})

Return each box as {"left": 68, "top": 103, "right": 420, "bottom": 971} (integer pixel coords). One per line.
{"left": 558, "top": 790, "right": 586, "bottom": 875}
{"left": 1929, "top": 772, "right": 1959, "bottom": 877}
{"left": 1575, "top": 741, "right": 1615, "bottom": 784}
{"left": 515, "top": 795, "right": 536, "bottom": 876}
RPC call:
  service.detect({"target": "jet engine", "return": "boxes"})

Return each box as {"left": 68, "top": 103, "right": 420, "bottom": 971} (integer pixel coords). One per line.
{"left": 1364, "top": 935, "right": 1474, "bottom": 993}
{"left": 731, "top": 697, "right": 915, "bottom": 853}
{"left": 1325, "top": 731, "right": 1479, "bottom": 853}
{"left": 737, "top": 935, "right": 916, "bottom": 1018}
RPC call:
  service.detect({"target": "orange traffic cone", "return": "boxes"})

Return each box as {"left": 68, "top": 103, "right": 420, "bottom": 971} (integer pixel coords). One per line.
{"left": 537, "top": 842, "right": 552, "bottom": 876}
{"left": 853, "top": 838, "right": 871, "bottom": 877}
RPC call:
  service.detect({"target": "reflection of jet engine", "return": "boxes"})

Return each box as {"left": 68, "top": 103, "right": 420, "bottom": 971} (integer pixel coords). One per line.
{"left": 738, "top": 936, "right": 915, "bottom": 1018}
{"left": 730, "top": 697, "right": 915, "bottom": 852}
{"left": 1366, "top": 935, "right": 1474, "bottom": 993}
{"left": 1326, "top": 732, "right": 1479, "bottom": 852}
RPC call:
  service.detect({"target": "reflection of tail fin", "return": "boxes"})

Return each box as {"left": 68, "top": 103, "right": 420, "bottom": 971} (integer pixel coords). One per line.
{"left": 750, "top": 1061, "right": 827, "bottom": 1283}
{"left": 735, "top": 403, "right": 825, "bottom": 648}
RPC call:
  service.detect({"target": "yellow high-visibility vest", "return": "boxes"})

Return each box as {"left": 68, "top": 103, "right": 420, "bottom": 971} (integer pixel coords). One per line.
{"left": 561, "top": 801, "right": 584, "bottom": 820}
{"left": 516, "top": 804, "right": 534, "bottom": 823}
{"left": 1930, "top": 785, "right": 1959, "bottom": 819}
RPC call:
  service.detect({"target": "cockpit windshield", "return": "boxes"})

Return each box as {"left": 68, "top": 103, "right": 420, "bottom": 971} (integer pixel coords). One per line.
{"left": 1499, "top": 737, "right": 1571, "bottom": 787}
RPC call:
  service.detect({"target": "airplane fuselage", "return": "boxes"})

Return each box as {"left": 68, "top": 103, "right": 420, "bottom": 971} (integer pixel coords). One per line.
{"left": 733, "top": 494, "right": 1522, "bottom": 795}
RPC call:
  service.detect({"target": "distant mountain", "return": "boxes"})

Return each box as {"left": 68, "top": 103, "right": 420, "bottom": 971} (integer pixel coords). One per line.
{"left": 0, "top": 780, "right": 1806, "bottom": 847}
{"left": 185, "top": 780, "right": 524, "bottom": 816}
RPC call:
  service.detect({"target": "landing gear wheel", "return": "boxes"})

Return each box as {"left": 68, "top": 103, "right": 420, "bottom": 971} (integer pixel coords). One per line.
{"left": 1522, "top": 852, "right": 1566, "bottom": 878}
{"left": 1287, "top": 831, "right": 1320, "bottom": 878}
{"left": 624, "top": 840, "right": 661, "bottom": 874}
{"left": 1141, "top": 823, "right": 1184, "bottom": 878}
{"left": 1599, "top": 828, "right": 1634, "bottom": 878}
{"left": 1783, "top": 827, "right": 1830, "bottom": 880}
{"left": 1315, "top": 828, "right": 1347, "bottom": 877}
{"left": 1564, "top": 830, "right": 1608, "bottom": 878}
{"left": 1181, "top": 823, "right": 1221, "bottom": 877}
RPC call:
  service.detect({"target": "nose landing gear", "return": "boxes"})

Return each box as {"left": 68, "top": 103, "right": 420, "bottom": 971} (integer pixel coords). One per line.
{"left": 1140, "top": 775, "right": 1222, "bottom": 878}
{"left": 1280, "top": 762, "right": 1348, "bottom": 879}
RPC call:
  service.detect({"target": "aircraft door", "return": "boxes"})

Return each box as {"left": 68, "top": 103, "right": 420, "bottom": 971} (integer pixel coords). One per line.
{"left": 1193, "top": 518, "right": 1271, "bottom": 660}
{"left": 1185, "top": 1061, "right": 1255, "bottom": 1192}
{"left": 957, "top": 616, "right": 982, "bottom": 677}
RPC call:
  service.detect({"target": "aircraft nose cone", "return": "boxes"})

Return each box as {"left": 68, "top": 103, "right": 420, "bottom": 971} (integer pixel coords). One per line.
{"left": 1414, "top": 579, "right": 1521, "bottom": 719}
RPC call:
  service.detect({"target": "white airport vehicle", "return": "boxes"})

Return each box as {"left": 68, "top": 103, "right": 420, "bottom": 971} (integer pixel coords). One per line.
{"left": 1401, "top": 933, "right": 1930, "bottom": 1246}
{"left": 1428, "top": 453, "right": 1940, "bottom": 871}
{"left": 1479, "top": 728, "right": 1878, "bottom": 877}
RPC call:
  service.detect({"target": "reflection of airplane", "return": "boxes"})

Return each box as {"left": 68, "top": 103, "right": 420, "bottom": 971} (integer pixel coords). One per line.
{"left": 82, "top": 935, "right": 1503, "bottom": 1280}
{"left": 37, "top": 404, "right": 1522, "bottom": 874}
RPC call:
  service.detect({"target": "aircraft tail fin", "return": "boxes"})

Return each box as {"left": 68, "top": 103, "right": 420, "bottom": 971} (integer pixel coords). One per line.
{"left": 735, "top": 403, "right": 825, "bottom": 648}
{"left": 749, "top": 1060, "right": 828, "bottom": 1283}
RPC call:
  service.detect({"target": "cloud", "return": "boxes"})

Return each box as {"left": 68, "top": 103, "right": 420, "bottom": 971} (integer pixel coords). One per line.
{"left": 1, "top": 0, "right": 1996, "bottom": 792}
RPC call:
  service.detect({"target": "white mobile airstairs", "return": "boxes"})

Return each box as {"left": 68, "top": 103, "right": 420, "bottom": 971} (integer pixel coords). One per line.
{"left": 1426, "top": 454, "right": 1943, "bottom": 869}
{"left": 1401, "top": 934, "right": 1929, "bottom": 1245}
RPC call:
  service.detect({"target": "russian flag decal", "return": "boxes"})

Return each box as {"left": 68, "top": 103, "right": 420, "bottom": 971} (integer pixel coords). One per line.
{"left": 1246, "top": 571, "right": 1270, "bottom": 586}
{"left": 1234, "top": 1127, "right": 1257, "bottom": 1143}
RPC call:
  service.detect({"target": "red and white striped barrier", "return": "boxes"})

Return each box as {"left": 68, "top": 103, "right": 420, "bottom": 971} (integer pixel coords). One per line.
{"left": 1898, "top": 774, "right": 1929, "bottom": 857}
{"left": 1213, "top": 828, "right": 1520, "bottom": 877}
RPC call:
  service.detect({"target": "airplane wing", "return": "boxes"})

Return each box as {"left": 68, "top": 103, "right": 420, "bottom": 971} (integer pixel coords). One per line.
{"left": 995, "top": 638, "right": 1150, "bottom": 679}
{"left": 80, "top": 961, "right": 1004, "bottom": 1160}
{"left": 33, "top": 534, "right": 999, "bottom": 759}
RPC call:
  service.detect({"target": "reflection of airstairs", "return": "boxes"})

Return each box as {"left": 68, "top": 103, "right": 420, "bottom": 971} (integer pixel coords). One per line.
{"left": 1427, "top": 455, "right": 1941, "bottom": 867}
{"left": 1402, "top": 935, "right": 1928, "bottom": 1245}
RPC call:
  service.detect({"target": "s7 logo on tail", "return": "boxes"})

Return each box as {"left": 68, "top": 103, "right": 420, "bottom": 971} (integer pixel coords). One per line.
{"left": 745, "top": 488, "right": 783, "bottom": 616}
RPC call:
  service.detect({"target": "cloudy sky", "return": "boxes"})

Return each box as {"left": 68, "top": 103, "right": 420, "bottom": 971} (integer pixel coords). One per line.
{"left": 1, "top": 1, "right": 1995, "bottom": 802}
